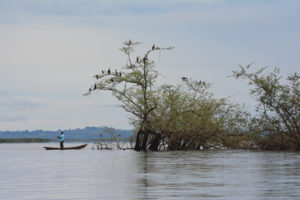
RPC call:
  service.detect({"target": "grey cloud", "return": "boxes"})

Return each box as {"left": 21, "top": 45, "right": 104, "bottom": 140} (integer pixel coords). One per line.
{"left": 0, "top": 0, "right": 222, "bottom": 24}
{"left": 0, "top": 115, "right": 26, "bottom": 122}
{"left": 0, "top": 98, "right": 47, "bottom": 110}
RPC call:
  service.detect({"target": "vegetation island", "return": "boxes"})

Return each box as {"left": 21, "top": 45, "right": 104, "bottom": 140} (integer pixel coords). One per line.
{"left": 84, "top": 40, "right": 300, "bottom": 151}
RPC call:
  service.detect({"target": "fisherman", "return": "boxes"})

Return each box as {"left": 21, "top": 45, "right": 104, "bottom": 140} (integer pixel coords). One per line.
{"left": 57, "top": 131, "right": 64, "bottom": 148}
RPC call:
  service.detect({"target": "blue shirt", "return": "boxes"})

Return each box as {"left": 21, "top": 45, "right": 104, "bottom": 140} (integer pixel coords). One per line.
{"left": 60, "top": 134, "right": 64, "bottom": 142}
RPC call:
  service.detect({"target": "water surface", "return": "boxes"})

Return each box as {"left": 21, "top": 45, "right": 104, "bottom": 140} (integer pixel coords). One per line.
{"left": 0, "top": 143, "right": 299, "bottom": 199}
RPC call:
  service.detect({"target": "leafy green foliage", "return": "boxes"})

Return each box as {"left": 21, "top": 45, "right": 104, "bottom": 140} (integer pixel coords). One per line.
{"left": 149, "top": 78, "right": 249, "bottom": 150}
{"left": 232, "top": 65, "right": 300, "bottom": 150}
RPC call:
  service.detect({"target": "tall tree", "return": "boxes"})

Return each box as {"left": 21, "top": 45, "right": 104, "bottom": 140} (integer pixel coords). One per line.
{"left": 85, "top": 40, "right": 173, "bottom": 151}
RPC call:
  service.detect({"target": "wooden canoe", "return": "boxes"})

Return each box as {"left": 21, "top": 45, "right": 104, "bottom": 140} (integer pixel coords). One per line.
{"left": 44, "top": 144, "right": 88, "bottom": 150}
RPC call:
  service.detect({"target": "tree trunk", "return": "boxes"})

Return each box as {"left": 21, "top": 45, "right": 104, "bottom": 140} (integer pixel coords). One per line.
{"left": 148, "top": 133, "right": 161, "bottom": 151}
{"left": 134, "top": 129, "right": 150, "bottom": 151}
{"left": 134, "top": 130, "right": 143, "bottom": 151}
{"left": 141, "top": 130, "right": 149, "bottom": 151}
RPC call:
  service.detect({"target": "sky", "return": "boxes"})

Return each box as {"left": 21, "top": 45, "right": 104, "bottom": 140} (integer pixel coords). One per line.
{"left": 0, "top": 0, "right": 300, "bottom": 131}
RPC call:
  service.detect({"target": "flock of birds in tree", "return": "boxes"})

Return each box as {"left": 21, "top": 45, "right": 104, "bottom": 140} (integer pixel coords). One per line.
{"left": 89, "top": 74, "right": 206, "bottom": 93}
{"left": 88, "top": 43, "right": 179, "bottom": 93}
{"left": 136, "top": 56, "right": 148, "bottom": 64}
{"left": 181, "top": 76, "right": 206, "bottom": 86}
{"left": 88, "top": 67, "right": 123, "bottom": 92}
{"left": 95, "top": 68, "right": 122, "bottom": 77}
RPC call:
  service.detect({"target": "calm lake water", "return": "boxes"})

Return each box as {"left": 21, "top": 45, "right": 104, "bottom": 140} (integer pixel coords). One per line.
{"left": 0, "top": 143, "right": 300, "bottom": 200}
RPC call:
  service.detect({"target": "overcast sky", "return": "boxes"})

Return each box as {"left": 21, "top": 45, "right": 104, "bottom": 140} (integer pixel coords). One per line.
{"left": 1, "top": 0, "right": 299, "bottom": 131}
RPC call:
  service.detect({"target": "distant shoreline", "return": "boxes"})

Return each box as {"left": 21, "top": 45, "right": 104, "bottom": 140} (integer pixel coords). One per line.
{"left": 0, "top": 138, "right": 131, "bottom": 143}
{"left": 0, "top": 138, "right": 53, "bottom": 143}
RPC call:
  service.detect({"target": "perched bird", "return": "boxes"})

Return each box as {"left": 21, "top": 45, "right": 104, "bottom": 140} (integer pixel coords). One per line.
{"left": 152, "top": 44, "right": 155, "bottom": 50}
{"left": 198, "top": 80, "right": 202, "bottom": 84}
{"left": 181, "top": 76, "right": 187, "bottom": 81}
{"left": 94, "top": 84, "right": 97, "bottom": 90}
{"left": 115, "top": 69, "right": 118, "bottom": 75}
{"left": 95, "top": 75, "right": 99, "bottom": 79}
{"left": 89, "top": 88, "right": 92, "bottom": 92}
{"left": 110, "top": 78, "right": 114, "bottom": 82}
{"left": 102, "top": 70, "right": 104, "bottom": 74}
{"left": 136, "top": 57, "right": 139, "bottom": 62}
{"left": 143, "top": 57, "right": 148, "bottom": 63}
{"left": 119, "top": 72, "right": 122, "bottom": 77}
{"left": 108, "top": 68, "right": 111, "bottom": 74}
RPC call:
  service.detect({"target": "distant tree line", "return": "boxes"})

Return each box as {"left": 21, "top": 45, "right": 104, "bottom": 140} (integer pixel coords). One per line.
{"left": 86, "top": 40, "right": 300, "bottom": 151}
{"left": 0, "top": 127, "right": 132, "bottom": 140}
{"left": 0, "top": 138, "right": 52, "bottom": 143}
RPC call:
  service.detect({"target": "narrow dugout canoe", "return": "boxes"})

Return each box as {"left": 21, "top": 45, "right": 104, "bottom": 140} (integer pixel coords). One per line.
{"left": 44, "top": 144, "right": 88, "bottom": 150}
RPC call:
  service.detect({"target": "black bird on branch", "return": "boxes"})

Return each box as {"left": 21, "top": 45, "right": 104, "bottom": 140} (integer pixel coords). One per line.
{"left": 181, "top": 76, "right": 187, "bottom": 81}
{"left": 94, "top": 84, "right": 97, "bottom": 90}
{"left": 152, "top": 44, "right": 155, "bottom": 50}
{"left": 110, "top": 78, "right": 114, "bottom": 82}
{"left": 143, "top": 57, "right": 148, "bottom": 64}
{"left": 102, "top": 70, "right": 104, "bottom": 74}
{"left": 108, "top": 68, "right": 111, "bottom": 74}
{"left": 136, "top": 57, "right": 139, "bottom": 62}
{"left": 95, "top": 75, "right": 99, "bottom": 79}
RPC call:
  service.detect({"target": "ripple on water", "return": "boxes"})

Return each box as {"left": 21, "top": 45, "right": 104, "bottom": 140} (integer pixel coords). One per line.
{"left": 0, "top": 144, "right": 299, "bottom": 200}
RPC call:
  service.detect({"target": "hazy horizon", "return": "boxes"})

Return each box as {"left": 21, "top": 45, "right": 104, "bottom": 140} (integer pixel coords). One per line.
{"left": 0, "top": 125, "right": 133, "bottom": 132}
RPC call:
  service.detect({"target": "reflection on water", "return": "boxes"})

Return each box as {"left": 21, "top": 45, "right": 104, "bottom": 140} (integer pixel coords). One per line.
{"left": 0, "top": 143, "right": 300, "bottom": 200}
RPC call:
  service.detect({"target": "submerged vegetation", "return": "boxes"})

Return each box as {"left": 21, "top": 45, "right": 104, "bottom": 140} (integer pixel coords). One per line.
{"left": 232, "top": 66, "right": 300, "bottom": 150}
{"left": 148, "top": 79, "right": 250, "bottom": 150}
{"left": 86, "top": 40, "right": 299, "bottom": 151}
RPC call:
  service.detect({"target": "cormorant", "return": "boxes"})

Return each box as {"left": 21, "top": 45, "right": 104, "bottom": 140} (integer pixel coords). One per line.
{"left": 102, "top": 70, "right": 104, "bottom": 74}
{"left": 136, "top": 57, "right": 139, "bottom": 62}
{"left": 110, "top": 78, "right": 114, "bottom": 82}
{"left": 152, "top": 44, "right": 155, "bottom": 50}
{"left": 95, "top": 75, "right": 99, "bottom": 79}
{"left": 108, "top": 68, "right": 111, "bottom": 74}
{"left": 143, "top": 57, "right": 148, "bottom": 63}
{"left": 89, "top": 88, "right": 92, "bottom": 92}
{"left": 94, "top": 84, "right": 97, "bottom": 90}
{"left": 181, "top": 77, "right": 187, "bottom": 81}
{"left": 119, "top": 72, "right": 122, "bottom": 77}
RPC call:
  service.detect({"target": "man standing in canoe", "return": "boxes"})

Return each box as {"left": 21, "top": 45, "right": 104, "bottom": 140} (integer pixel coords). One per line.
{"left": 57, "top": 131, "right": 64, "bottom": 148}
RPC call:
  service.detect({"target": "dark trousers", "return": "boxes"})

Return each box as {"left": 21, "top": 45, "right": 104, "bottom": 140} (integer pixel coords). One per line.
{"left": 60, "top": 141, "right": 64, "bottom": 148}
